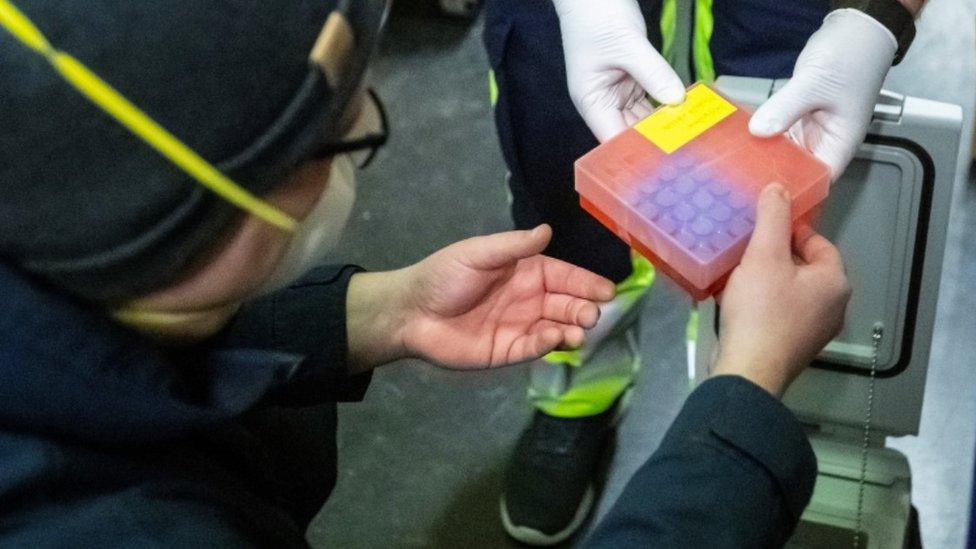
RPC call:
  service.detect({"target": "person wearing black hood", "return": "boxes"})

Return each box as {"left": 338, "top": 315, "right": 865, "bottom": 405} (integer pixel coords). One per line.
{"left": 0, "top": 0, "right": 849, "bottom": 547}
{"left": 0, "top": 1, "right": 616, "bottom": 544}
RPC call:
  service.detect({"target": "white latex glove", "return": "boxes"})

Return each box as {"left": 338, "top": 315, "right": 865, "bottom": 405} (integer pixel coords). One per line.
{"left": 749, "top": 9, "right": 898, "bottom": 180}
{"left": 553, "top": 0, "right": 685, "bottom": 142}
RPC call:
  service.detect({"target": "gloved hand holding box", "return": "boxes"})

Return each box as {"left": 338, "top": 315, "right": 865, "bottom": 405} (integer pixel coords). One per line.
{"left": 576, "top": 82, "right": 830, "bottom": 300}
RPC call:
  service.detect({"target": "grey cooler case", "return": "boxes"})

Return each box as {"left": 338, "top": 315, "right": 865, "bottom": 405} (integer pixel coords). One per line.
{"left": 694, "top": 76, "right": 963, "bottom": 548}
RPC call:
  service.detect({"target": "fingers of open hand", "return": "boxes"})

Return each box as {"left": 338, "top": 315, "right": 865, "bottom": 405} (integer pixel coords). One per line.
{"left": 543, "top": 293, "right": 601, "bottom": 329}
{"left": 506, "top": 321, "right": 585, "bottom": 364}
{"left": 459, "top": 225, "right": 552, "bottom": 271}
{"left": 537, "top": 320, "right": 586, "bottom": 349}
{"left": 507, "top": 326, "right": 562, "bottom": 364}
{"left": 541, "top": 257, "right": 616, "bottom": 302}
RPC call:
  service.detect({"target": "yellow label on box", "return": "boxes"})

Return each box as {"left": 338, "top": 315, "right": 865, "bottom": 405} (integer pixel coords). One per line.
{"left": 634, "top": 84, "right": 737, "bottom": 154}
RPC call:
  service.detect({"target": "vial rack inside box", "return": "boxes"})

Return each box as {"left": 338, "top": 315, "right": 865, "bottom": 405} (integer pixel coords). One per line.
{"left": 575, "top": 83, "right": 830, "bottom": 300}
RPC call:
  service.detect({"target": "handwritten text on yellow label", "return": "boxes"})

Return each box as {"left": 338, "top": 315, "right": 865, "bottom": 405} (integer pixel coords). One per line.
{"left": 634, "top": 84, "right": 737, "bottom": 154}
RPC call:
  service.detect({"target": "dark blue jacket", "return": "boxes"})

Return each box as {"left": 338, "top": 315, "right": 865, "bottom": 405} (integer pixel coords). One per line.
{"left": 585, "top": 376, "right": 818, "bottom": 548}
{"left": 0, "top": 261, "right": 817, "bottom": 547}
{"left": 0, "top": 263, "right": 370, "bottom": 547}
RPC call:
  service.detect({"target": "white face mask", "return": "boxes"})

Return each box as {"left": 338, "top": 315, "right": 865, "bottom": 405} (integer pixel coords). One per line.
{"left": 257, "top": 153, "right": 357, "bottom": 295}
{"left": 111, "top": 154, "right": 357, "bottom": 338}
{"left": 112, "top": 86, "right": 387, "bottom": 337}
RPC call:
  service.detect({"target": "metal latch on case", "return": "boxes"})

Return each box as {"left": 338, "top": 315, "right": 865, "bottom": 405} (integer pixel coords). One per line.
{"left": 873, "top": 89, "right": 905, "bottom": 122}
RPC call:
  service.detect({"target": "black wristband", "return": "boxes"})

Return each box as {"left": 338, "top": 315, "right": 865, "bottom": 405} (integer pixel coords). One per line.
{"left": 832, "top": 0, "right": 916, "bottom": 65}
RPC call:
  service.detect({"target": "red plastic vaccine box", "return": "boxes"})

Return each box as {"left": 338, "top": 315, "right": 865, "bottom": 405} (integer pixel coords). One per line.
{"left": 575, "top": 83, "right": 830, "bottom": 300}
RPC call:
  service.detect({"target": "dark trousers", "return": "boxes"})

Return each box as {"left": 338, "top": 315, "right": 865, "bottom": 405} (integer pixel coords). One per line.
{"left": 483, "top": 0, "right": 828, "bottom": 283}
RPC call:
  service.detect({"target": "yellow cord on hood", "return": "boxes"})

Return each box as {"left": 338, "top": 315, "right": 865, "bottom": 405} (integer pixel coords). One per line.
{"left": 0, "top": 0, "right": 297, "bottom": 231}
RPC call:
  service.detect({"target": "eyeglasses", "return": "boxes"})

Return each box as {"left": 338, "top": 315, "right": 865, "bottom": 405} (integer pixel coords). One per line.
{"left": 313, "top": 87, "right": 390, "bottom": 169}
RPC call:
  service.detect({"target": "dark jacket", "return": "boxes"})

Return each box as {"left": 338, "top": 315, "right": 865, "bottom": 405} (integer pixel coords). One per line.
{"left": 0, "top": 263, "right": 369, "bottom": 547}
{"left": 585, "top": 376, "right": 818, "bottom": 548}
{"left": 0, "top": 261, "right": 816, "bottom": 547}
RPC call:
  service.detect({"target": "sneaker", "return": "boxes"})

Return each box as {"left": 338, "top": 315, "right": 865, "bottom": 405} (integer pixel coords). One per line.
{"left": 499, "top": 405, "right": 618, "bottom": 546}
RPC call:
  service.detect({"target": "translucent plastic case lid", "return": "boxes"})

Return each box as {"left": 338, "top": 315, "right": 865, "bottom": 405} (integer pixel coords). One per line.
{"left": 575, "top": 83, "right": 830, "bottom": 299}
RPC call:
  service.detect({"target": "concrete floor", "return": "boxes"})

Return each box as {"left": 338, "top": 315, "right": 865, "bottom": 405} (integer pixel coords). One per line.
{"left": 310, "top": 1, "right": 976, "bottom": 547}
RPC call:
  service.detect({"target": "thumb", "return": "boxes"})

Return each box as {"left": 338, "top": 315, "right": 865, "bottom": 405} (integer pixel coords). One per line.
{"left": 461, "top": 225, "right": 552, "bottom": 271}
{"left": 742, "top": 184, "right": 793, "bottom": 264}
{"left": 621, "top": 39, "right": 685, "bottom": 106}
{"left": 749, "top": 78, "right": 817, "bottom": 138}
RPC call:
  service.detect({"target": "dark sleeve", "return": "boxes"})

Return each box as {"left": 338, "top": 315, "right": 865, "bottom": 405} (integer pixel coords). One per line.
{"left": 214, "top": 264, "right": 372, "bottom": 405}
{"left": 584, "top": 376, "right": 817, "bottom": 549}
{"left": 0, "top": 264, "right": 369, "bottom": 446}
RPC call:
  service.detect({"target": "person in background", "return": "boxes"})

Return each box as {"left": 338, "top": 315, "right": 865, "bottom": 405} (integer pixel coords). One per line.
{"left": 485, "top": 0, "right": 922, "bottom": 543}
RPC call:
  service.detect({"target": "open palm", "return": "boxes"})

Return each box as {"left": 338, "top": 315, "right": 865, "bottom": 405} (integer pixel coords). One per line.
{"left": 400, "top": 225, "right": 615, "bottom": 369}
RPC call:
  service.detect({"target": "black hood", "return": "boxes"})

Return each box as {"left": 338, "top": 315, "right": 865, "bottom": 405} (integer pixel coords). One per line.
{"left": 0, "top": 0, "right": 389, "bottom": 302}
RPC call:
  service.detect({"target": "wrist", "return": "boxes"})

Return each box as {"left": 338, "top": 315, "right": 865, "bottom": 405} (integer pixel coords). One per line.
{"left": 898, "top": 0, "right": 926, "bottom": 13}
{"left": 345, "top": 270, "right": 411, "bottom": 373}
{"left": 551, "top": 0, "right": 635, "bottom": 18}
{"left": 833, "top": 0, "right": 922, "bottom": 16}
{"left": 826, "top": 9, "right": 898, "bottom": 52}
{"left": 712, "top": 352, "right": 794, "bottom": 399}
{"left": 896, "top": 0, "right": 924, "bottom": 14}
{"left": 827, "top": 0, "right": 915, "bottom": 63}
{"left": 550, "top": 0, "right": 579, "bottom": 17}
